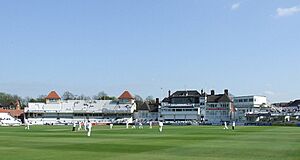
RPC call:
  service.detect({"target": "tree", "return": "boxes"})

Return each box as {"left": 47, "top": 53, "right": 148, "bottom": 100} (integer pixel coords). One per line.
{"left": 0, "top": 92, "right": 22, "bottom": 109}
{"left": 134, "top": 95, "right": 144, "bottom": 112}
{"left": 62, "top": 91, "right": 75, "bottom": 100}
{"left": 134, "top": 95, "right": 143, "bottom": 102}
{"left": 93, "top": 91, "right": 108, "bottom": 100}
{"left": 0, "top": 93, "right": 20, "bottom": 102}
{"left": 101, "top": 96, "right": 117, "bottom": 100}
{"left": 28, "top": 95, "right": 46, "bottom": 103}
{"left": 84, "top": 96, "right": 91, "bottom": 100}
{"left": 21, "top": 97, "right": 32, "bottom": 108}
{"left": 38, "top": 95, "right": 47, "bottom": 101}
{"left": 76, "top": 94, "right": 91, "bottom": 100}
{"left": 145, "top": 96, "right": 155, "bottom": 102}
{"left": 92, "top": 91, "right": 115, "bottom": 100}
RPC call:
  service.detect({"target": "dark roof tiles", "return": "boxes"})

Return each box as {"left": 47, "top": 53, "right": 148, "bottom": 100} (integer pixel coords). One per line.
{"left": 207, "top": 94, "right": 232, "bottom": 103}
{"left": 172, "top": 90, "right": 201, "bottom": 97}
{"left": 136, "top": 102, "right": 159, "bottom": 112}
{"left": 288, "top": 100, "right": 300, "bottom": 107}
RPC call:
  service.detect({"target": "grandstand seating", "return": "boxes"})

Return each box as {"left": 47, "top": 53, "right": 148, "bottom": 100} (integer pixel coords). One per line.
{"left": 26, "top": 100, "right": 136, "bottom": 124}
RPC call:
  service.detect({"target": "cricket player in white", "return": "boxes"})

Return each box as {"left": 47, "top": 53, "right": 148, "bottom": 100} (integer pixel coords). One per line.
{"left": 110, "top": 123, "right": 113, "bottom": 129}
{"left": 72, "top": 122, "right": 77, "bottom": 132}
{"left": 159, "top": 121, "right": 163, "bottom": 132}
{"left": 87, "top": 121, "right": 92, "bottom": 137}
{"left": 149, "top": 121, "right": 152, "bottom": 129}
{"left": 139, "top": 122, "right": 143, "bottom": 129}
{"left": 84, "top": 121, "right": 87, "bottom": 131}
{"left": 24, "top": 119, "right": 30, "bottom": 130}
{"left": 126, "top": 121, "right": 129, "bottom": 129}
{"left": 232, "top": 121, "right": 236, "bottom": 130}
{"left": 132, "top": 120, "right": 137, "bottom": 129}
{"left": 78, "top": 121, "right": 82, "bottom": 131}
{"left": 224, "top": 121, "right": 228, "bottom": 129}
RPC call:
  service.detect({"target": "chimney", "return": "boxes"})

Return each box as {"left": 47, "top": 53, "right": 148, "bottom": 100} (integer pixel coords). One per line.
{"left": 224, "top": 89, "right": 229, "bottom": 95}
{"left": 211, "top": 90, "right": 215, "bottom": 95}
{"left": 155, "top": 98, "right": 159, "bottom": 104}
{"left": 168, "top": 90, "right": 171, "bottom": 98}
{"left": 201, "top": 89, "right": 204, "bottom": 94}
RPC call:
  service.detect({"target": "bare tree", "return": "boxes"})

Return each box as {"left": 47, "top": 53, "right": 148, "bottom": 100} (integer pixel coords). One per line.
{"left": 76, "top": 94, "right": 91, "bottom": 100}
{"left": 134, "top": 95, "right": 143, "bottom": 102}
{"left": 145, "top": 96, "right": 155, "bottom": 102}
{"left": 93, "top": 91, "right": 108, "bottom": 100}
{"left": 62, "top": 91, "right": 75, "bottom": 100}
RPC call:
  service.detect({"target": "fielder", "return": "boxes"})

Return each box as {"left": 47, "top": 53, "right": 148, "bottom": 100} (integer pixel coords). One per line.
{"left": 132, "top": 121, "right": 138, "bottom": 129}
{"left": 110, "top": 123, "right": 113, "bottom": 129}
{"left": 159, "top": 121, "right": 163, "bottom": 132}
{"left": 78, "top": 121, "right": 82, "bottom": 131}
{"left": 72, "top": 122, "right": 77, "bottom": 132}
{"left": 232, "top": 121, "right": 236, "bottom": 130}
{"left": 149, "top": 121, "right": 152, "bottom": 129}
{"left": 126, "top": 121, "right": 129, "bottom": 129}
{"left": 87, "top": 121, "right": 92, "bottom": 137}
{"left": 224, "top": 121, "right": 228, "bottom": 129}
{"left": 84, "top": 121, "right": 88, "bottom": 131}
{"left": 138, "top": 122, "right": 143, "bottom": 129}
{"left": 24, "top": 119, "right": 30, "bottom": 130}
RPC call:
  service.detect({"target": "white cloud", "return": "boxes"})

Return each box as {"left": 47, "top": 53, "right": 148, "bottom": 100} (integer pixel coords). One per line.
{"left": 277, "top": 6, "right": 300, "bottom": 17}
{"left": 231, "top": 3, "right": 240, "bottom": 10}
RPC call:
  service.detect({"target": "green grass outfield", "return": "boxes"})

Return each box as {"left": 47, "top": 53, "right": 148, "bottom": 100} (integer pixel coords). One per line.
{"left": 0, "top": 125, "right": 299, "bottom": 160}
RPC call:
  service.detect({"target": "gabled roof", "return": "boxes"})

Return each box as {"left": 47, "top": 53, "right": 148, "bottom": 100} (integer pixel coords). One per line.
{"left": 207, "top": 94, "right": 232, "bottom": 103}
{"left": 118, "top": 91, "right": 134, "bottom": 99}
{"left": 288, "top": 100, "right": 300, "bottom": 107}
{"left": 162, "top": 97, "right": 170, "bottom": 103}
{"left": 171, "top": 90, "right": 201, "bottom": 97}
{"left": 136, "top": 102, "right": 159, "bottom": 112}
{"left": 0, "top": 102, "right": 14, "bottom": 107}
{"left": 0, "top": 109, "right": 23, "bottom": 117}
{"left": 45, "top": 91, "right": 61, "bottom": 99}
{"left": 273, "top": 102, "right": 290, "bottom": 107}
{"left": 137, "top": 102, "right": 151, "bottom": 111}
{"left": 149, "top": 104, "right": 159, "bottom": 112}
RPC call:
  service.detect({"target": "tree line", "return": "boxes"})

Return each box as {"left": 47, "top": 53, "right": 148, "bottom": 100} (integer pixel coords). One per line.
{"left": 0, "top": 92, "right": 25, "bottom": 109}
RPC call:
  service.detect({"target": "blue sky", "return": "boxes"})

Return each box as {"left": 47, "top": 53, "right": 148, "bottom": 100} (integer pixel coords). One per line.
{"left": 0, "top": 0, "right": 300, "bottom": 102}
